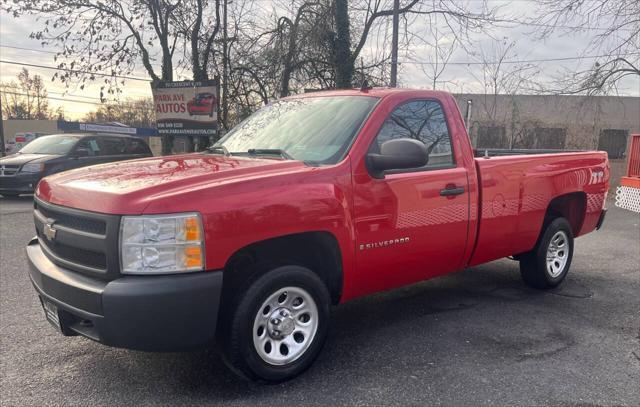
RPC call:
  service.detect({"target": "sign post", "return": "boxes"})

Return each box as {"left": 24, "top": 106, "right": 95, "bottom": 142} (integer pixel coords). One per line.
{"left": 0, "top": 96, "right": 5, "bottom": 156}
{"left": 151, "top": 80, "right": 219, "bottom": 154}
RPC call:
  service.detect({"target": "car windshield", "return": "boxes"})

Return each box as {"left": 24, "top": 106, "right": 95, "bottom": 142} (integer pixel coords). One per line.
{"left": 19, "top": 135, "right": 80, "bottom": 155}
{"left": 214, "top": 95, "right": 379, "bottom": 164}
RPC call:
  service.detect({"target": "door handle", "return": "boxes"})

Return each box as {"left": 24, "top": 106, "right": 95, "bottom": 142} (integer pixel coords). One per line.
{"left": 440, "top": 186, "right": 465, "bottom": 196}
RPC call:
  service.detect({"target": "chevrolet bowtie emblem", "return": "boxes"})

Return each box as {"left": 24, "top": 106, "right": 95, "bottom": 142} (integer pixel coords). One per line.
{"left": 43, "top": 222, "right": 57, "bottom": 241}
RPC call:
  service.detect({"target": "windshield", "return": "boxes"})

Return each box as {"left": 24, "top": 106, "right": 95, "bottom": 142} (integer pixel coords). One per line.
{"left": 214, "top": 96, "right": 379, "bottom": 164}
{"left": 19, "top": 135, "right": 80, "bottom": 155}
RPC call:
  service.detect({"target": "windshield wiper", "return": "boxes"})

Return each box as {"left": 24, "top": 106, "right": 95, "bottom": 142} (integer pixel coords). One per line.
{"left": 247, "top": 148, "right": 294, "bottom": 160}
{"left": 207, "top": 145, "right": 230, "bottom": 156}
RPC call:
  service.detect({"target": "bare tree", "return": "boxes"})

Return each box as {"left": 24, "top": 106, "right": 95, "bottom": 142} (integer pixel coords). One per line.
{"left": 1, "top": 68, "right": 52, "bottom": 119}
{"left": 220, "top": 0, "right": 334, "bottom": 119}
{"left": 275, "top": 1, "right": 327, "bottom": 96}
{"left": 2, "top": 1, "right": 225, "bottom": 94}
{"left": 533, "top": 0, "right": 640, "bottom": 94}
{"left": 3, "top": 1, "right": 184, "bottom": 88}
{"left": 3, "top": 0, "right": 505, "bottom": 136}
{"left": 465, "top": 39, "right": 541, "bottom": 149}
{"left": 171, "top": 0, "right": 223, "bottom": 81}
{"left": 334, "top": 0, "right": 501, "bottom": 88}
{"left": 83, "top": 98, "right": 156, "bottom": 128}
{"left": 467, "top": 39, "right": 540, "bottom": 123}
{"left": 411, "top": 12, "right": 458, "bottom": 90}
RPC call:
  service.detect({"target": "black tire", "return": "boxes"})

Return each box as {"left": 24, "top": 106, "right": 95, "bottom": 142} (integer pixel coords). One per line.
{"left": 520, "top": 217, "right": 574, "bottom": 289}
{"left": 220, "top": 265, "right": 331, "bottom": 382}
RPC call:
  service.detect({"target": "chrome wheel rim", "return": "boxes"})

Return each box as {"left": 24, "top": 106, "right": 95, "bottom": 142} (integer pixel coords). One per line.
{"left": 252, "top": 286, "right": 318, "bottom": 366}
{"left": 546, "top": 230, "right": 569, "bottom": 278}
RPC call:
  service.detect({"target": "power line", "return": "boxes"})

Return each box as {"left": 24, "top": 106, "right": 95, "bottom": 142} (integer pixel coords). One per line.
{"left": 486, "top": 18, "right": 637, "bottom": 32}
{"left": 48, "top": 91, "right": 106, "bottom": 101}
{"left": 405, "top": 53, "right": 640, "bottom": 66}
{"left": 0, "top": 45, "right": 154, "bottom": 78}
{"left": 1, "top": 86, "right": 151, "bottom": 103}
{"left": 43, "top": 89, "right": 150, "bottom": 102}
{"left": 1, "top": 91, "right": 154, "bottom": 112}
{"left": 0, "top": 44, "right": 58, "bottom": 54}
{"left": 0, "top": 60, "right": 151, "bottom": 82}
{"left": 1, "top": 91, "right": 102, "bottom": 105}
{"left": 0, "top": 85, "right": 104, "bottom": 101}
{"left": 4, "top": 50, "right": 636, "bottom": 77}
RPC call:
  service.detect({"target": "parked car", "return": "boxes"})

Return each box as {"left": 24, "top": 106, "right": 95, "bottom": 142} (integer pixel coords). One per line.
{"left": 186, "top": 92, "right": 217, "bottom": 117}
{"left": 27, "top": 89, "right": 609, "bottom": 382}
{"left": 0, "top": 133, "right": 152, "bottom": 197}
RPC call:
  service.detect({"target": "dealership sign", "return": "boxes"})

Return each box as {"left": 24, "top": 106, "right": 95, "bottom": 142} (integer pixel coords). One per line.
{"left": 151, "top": 80, "right": 219, "bottom": 136}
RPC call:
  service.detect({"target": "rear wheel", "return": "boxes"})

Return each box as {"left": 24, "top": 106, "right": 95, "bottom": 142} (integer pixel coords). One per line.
{"left": 519, "top": 217, "right": 574, "bottom": 289}
{"left": 220, "top": 265, "right": 330, "bottom": 382}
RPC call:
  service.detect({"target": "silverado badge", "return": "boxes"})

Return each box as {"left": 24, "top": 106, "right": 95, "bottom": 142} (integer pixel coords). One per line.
{"left": 359, "top": 237, "right": 410, "bottom": 251}
{"left": 43, "top": 222, "right": 57, "bottom": 241}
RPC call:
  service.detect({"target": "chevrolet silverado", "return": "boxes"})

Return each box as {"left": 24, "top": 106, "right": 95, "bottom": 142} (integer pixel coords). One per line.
{"left": 27, "top": 88, "right": 609, "bottom": 382}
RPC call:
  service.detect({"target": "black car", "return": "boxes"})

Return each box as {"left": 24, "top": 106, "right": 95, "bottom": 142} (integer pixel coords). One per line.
{"left": 0, "top": 133, "right": 153, "bottom": 197}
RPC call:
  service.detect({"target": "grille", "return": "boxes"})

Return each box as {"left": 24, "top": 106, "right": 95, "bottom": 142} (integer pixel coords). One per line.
{"left": 35, "top": 201, "right": 106, "bottom": 235}
{"left": 33, "top": 198, "right": 120, "bottom": 279}
{"left": 0, "top": 165, "right": 19, "bottom": 176}
{"left": 39, "top": 237, "right": 107, "bottom": 269}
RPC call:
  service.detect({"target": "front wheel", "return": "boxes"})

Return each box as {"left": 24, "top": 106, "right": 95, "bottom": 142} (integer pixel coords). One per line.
{"left": 519, "top": 217, "right": 574, "bottom": 289}
{"left": 220, "top": 265, "right": 330, "bottom": 382}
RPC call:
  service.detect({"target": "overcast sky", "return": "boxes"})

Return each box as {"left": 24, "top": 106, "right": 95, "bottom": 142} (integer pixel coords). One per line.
{"left": 1, "top": 0, "right": 638, "bottom": 120}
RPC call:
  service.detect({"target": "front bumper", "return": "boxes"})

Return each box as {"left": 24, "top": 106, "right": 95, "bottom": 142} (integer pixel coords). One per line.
{"left": 0, "top": 173, "right": 42, "bottom": 194}
{"left": 27, "top": 237, "right": 223, "bottom": 352}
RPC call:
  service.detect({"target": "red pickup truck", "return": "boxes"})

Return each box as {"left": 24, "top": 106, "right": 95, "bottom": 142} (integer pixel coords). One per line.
{"left": 27, "top": 89, "right": 609, "bottom": 382}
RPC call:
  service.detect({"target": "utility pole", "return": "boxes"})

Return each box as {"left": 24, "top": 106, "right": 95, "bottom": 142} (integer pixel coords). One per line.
{"left": 222, "top": 0, "right": 229, "bottom": 131}
{"left": 389, "top": 0, "right": 400, "bottom": 87}
{"left": 0, "top": 95, "right": 5, "bottom": 156}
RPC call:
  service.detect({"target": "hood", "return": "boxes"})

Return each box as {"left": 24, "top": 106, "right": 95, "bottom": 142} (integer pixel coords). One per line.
{"left": 36, "top": 153, "right": 309, "bottom": 214}
{"left": 0, "top": 153, "right": 60, "bottom": 166}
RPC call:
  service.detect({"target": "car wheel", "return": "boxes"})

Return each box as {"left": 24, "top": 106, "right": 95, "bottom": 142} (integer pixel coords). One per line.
{"left": 520, "top": 217, "right": 574, "bottom": 289}
{"left": 220, "top": 265, "right": 330, "bottom": 382}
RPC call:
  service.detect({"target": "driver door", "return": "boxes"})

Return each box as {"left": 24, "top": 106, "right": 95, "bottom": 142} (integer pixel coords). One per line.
{"left": 353, "top": 100, "right": 470, "bottom": 296}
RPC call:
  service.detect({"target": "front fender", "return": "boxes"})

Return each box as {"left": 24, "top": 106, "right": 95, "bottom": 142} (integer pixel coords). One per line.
{"left": 180, "top": 163, "right": 357, "bottom": 299}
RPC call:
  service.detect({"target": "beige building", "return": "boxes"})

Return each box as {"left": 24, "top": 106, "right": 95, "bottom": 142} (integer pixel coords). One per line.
{"left": 2, "top": 119, "right": 59, "bottom": 139}
{"left": 453, "top": 94, "right": 640, "bottom": 158}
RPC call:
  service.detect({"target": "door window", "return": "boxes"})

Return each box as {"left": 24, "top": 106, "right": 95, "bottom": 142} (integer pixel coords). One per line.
{"left": 598, "top": 129, "right": 628, "bottom": 158}
{"left": 99, "top": 137, "right": 127, "bottom": 155}
{"left": 75, "top": 138, "right": 101, "bottom": 156}
{"left": 371, "top": 100, "right": 454, "bottom": 169}
{"left": 126, "top": 138, "right": 151, "bottom": 155}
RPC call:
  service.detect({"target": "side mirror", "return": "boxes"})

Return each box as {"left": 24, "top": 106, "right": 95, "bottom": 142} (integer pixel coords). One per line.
{"left": 367, "top": 138, "right": 428, "bottom": 177}
{"left": 73, "top": 148, "right": 90, "bottom": 158}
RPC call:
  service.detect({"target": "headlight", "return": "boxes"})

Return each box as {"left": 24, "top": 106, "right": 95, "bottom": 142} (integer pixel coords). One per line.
{"left": 20, "top": 163, "right": 44, "bottom": 173}
{"left": 120, "top": 213, "right": 205, "bottom": 274}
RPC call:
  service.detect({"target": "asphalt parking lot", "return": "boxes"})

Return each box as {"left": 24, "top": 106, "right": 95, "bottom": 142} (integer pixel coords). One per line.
{"left": 1, "top": 196, "right": 638, "bottom": 406}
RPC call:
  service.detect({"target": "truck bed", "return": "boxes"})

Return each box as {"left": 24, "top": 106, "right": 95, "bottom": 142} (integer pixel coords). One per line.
{"left": 468, "top": 150, "right": 609, "bottom": 267}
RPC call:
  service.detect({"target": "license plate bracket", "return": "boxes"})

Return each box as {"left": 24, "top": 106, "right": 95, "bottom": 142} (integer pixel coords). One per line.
{"left": 40, "top": 297, "right": 62, "bottom": 332}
